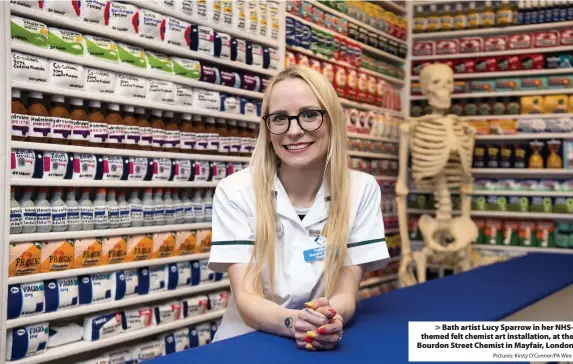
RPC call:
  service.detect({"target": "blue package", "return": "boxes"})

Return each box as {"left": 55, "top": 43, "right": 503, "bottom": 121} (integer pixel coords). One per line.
{"left": 189, "top": 326, "right": 199, "bottom": 348}
{"left": 220, "top": 94, "right": 240, "bottom": 114}
{"left": 262, "top": 47, "right": 270, "bottom": 69}
{"left": 7, "top": 323, "right": 49, "bottom": 360}
{"left": 8, "top": 283, "right": 45, "bottom": 319}
{"left": 137, "top": 265, "right": 166, "bottom": 294}
{"left": 286, "top": 17, "right": 296, "bottom": 46}
{"left": 213, "top": 31, "right": 231, "bottom": 58}
{"left": 42, "top": 151, "right": 74, "bottom": 179}
{"left": 230, "top": 37, "right": 246, "bottom": 63}
{"left": 11, "top": 149, "right": 44, "bottom": 179}
{"left": 239, "top": 97, "right": 257, "bottom": 116}
{"left": 190, "top": 260, "right": 201, "bottom": 286}
{"left": 300, "top": 23, "right": 312, "bottom": 49}
{"left": 72, "top": 153, "right": 104, "bottom": 180}
{"left": 257, "top": 101, "right": 262, "bottom": 117}
{"left": 44, "top": 278, "right": 78, "bottom": 312}
{"left": 220, "top": 70, "right": 241, "bottom": 88}
{"left": 78, "top": 273, "right": 112, "bottom": 305}
{"left": 294, "top": 19, "right": 303, "bottom": 47}
{"left": 84, "top": 312, "right": 121, "bottom": 341}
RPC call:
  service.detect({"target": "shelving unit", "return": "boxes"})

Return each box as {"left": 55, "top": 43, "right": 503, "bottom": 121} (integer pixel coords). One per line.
{"left": 348, "top": 151, "right": 399, "bottom": 160}
{"left": 411, "top": 68, "right": 573, "bottom": 81}
{"left": 475, "top": 133, "right": 573, "bottom": 141}
{"left": 11, "top": 179, "right": 220, "bottom": 188}
{"left": 340, "top": 97, "right": 402, "bottom": 115}
{"left": 347, "top": 132, "right": 399, "bottom": 143}
{"left": 411, "top": 45, "right": 573, "bottom": 61}
{"left": 411, "top": 88, "right": 573, "bottom": 100}
{"left": 407, "top": 208, "right": 573, "bottom": 221}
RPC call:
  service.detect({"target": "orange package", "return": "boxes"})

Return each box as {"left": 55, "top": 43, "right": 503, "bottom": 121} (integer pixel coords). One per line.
{"left": 175, "top": 230, "right": 197, "bottom": 255}
{"left": 151, "top": 232, "right": 176, "bottom": 259}
{"left": 125, "top": 234, "right": 153, "bottom": 262}
{"left": 101, "top": 236, "right": 127, "bottom": 265}
{"left": 40, "top": 240, "right": 74, "bottom": 272}
{"left": 73, "top": 238, "right": 102, "bottom": 268}
{"left": 197, "top": 229, "right": 213, "bottom": 253}
{"left": 9, "top": 242, "right": 42, "bottom": 277}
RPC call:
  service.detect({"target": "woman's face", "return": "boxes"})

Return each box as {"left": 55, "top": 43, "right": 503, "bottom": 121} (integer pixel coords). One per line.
{"left": 267, "top": 78, "right": 330, "bottom": 170}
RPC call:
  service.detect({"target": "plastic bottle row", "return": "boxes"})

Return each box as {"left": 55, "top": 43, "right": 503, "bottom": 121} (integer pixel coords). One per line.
{"left": 12, "top": 89, "right": 260, "bottom": 154}
{"left": 10, "top": 186, "right": 214, "bottom": 234}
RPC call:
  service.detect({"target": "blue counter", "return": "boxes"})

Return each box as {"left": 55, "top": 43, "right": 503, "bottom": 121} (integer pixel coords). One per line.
{"left": 151, "top": 253, "right": 573, "bottom": 364}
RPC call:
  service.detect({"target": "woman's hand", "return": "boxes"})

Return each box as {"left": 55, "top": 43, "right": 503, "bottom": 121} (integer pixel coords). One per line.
{"left": 294, "top": 297, "right": 343, "bottom": 351}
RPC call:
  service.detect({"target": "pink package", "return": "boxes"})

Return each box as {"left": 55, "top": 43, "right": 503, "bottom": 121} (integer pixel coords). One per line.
{"left": 346, "top": 108, "right": 360, "bottom": 132}
{"left": 459, "top": 37, "right": 482, "bottom": 53}
{"left": 508, "top": 33, "right": 532, "bottom": 49}
{"left": 436, "top": 39, "right": 459, "bottom": 55}
{"left": 534, "top": 31, "right": 560, "bottom": 47}
{"left": 413, "top": 41, "right": 435, "bottom": 56}
{"left": 412, "top": 61, "right": 432, "bottom": 76}
{"left": 484, "top": 36, "right": 508, "bottom": 52}
{"left": 561, "top": 29, "right": 573, "bottom": 45}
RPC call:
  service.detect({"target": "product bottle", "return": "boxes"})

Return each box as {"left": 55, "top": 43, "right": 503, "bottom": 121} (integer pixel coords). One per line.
{"left": 93, "top": 188, "right": 109, "bottom": 230}
{"left": 248, "top": 122, "right": 258, "bottom": 155}
{"left": 153, "top": 188, "right": 165, "bottom": 226}
{"left": 66, "top": 187, "right": 81, "bottom": 232}
{"left": 517, "top": 0, "right": 525, "bottom": 24}
{"left": 552, "top": 0, "right": 561, "bottom": 21}
{"left": 172, "top": 188, "right": 184, "bottom": 224}
{"left": 413, "top": 5, "right": 426, "bottom": 33}
{"left": 180, "top": 113, "right": 196, "bottom": 153}
{"left": 35, "top": 187, "right": 52, "bottom": 233}
{"left": 49, "top": 95, "right": 72, "bottom": 145}
{"left": 498, "top": 0, "right": 514, "bottom": 25}
{"left": 427, "top": 4, "right": 440, "bottom": 32}
{"left": 440, "top": 4, "right": 454, "bottom": 31}
{"left": 163, "top": 111, "right": 180, "bottom": 152}
{"left": 49, "top": 187, "right": 67, "bottom": 232}
{"left": 27, "top": 92, "right": 51, "bottom": 144}
{"left": 540, "top": 0, "right": 549, "bottom": 23}
{"left": 142, "top": 188, "right": 154, "bottom": 227}
{"left": 11, "top": 88, "right": 28, "bottom": 142}
{"left": 203, "top": 189, "right": 213, "bottom": 223}
{"left": 136, "top": 107, "right": 153, "bottom": 151}
{"left": 79, "top": 187, "right": 94, "bottom": 231}
{"left": 238, "top": 121, "right": 251, "bottom": 157}
{"left": 453, "top": 3, "right": 467, "bottom": 30}
{"left": 182, "top": 189, "right": 195, "bottom": 223}
{"left": 163, "top": 188, "right": 176, "bottom": 225}
{"left": 191, "top": 189, "right": 205, "bottom": 223}
{"left": 216, "top": 118, "right": 230, "bottom": 156}
{"left": 228, "top": 120, "right": 240, "bottom": 156}
{"left": 106, "top": 103, "right": 125, "bottom": 149}
{"left": 567, "top": 0, "right": 573, "bottom": 20}
{"left": 117, "top": 190, "right": 131, "bottom": 228}
{"left": 128, "top": 189, "right": 143, "bottom": 228}
{"left": 20, "top": 187, "right": 36, "bottom": 233}
{"left": 530, "top": 0, "right": 539, "bottom": 24}
{"left": 107, "top": 188, "right": 120, "bottom": 229}
{"left": 88, "top": 100, "right": 108, "bottom": 148}
{"left": 193, "top": 115, "right": 207, "bottom": 154}
{"left": 69, "top": 98, "right": 89, "bottom": 146}
{"left": 559, "top": 0, "right": 567, "bottom": 21}
{"left": 123, "top": 105, "right": 141, "bottom": 150}
{"left": 467, "top": 1, "right": 480, "bottom": 28}
{"left": 205, "top": 117, "right": 219, "bottom": 155}
{"left": 10, "top": 187, "right": 23, "bottom": 234}
{"left": 150, "top": 110, "right": 166, "bottom": 152}
{"left": 481, "top": 0, "right": 496, "bottom": 27}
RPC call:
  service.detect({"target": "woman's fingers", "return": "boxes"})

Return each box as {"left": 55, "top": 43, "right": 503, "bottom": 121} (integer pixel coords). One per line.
{"left": 315, "top": 306, "right": 337, "bottom": 320}
{"left": 316, "top": 317, "right": 344, "bottom": 335}
{"left": 294, "top": 318, "right": 318, "bottom": 332}
{"left": 297, "top": 308, "right": 330, "bottom": 327}
{"left": 304, "top": 297, "right": 330, "bottom": 310}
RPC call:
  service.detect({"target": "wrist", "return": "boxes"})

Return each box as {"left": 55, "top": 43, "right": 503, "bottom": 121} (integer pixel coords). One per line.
{"left": 284, "top": 309, "right": 298, "bottom": 338}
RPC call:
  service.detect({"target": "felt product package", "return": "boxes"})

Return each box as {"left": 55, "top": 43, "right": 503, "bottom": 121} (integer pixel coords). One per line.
{"left": 162, "top": 17, "right": 191, "bottom": 48}
{"left": 48, "top": 28, "right": 85, "bottom": 56}
{"left": 208, "top": 291, "right": 229, "bottom": 311}
{"left": 116, "top": 74, "right": 147, "bottom": 99}
{"left": 81, "top": 0, "right": 107, "bottom": 25}
{"left": 146, "top": 51, "right": 173, "bottom": 73}
{"left": 47, "top": 322, "right": 83, "bottom": 347}
{"left": 44, "top": 277, "right": 79, "bottom": 312}
{"left": 125, "top": 234, "right": 153, "bottom": 262}
{"left": 230, "top": 38, "right": 246, "bottom": 63}
{"left": 117, "top": 43, "right": 147, "bottom": 69}
{"left": 171, "top": 57, "right": 201, "bottom": 79}
{"left": 42, "top": 152, "right": 74, "bottom": 180}
{"left": 161, "top": 329, "right": 190, "bottom": 354}
{"left": 11, "top": 52, "right": 49, "bottom": 84}
{"left": 83, "top": 311, "right": 122, "bottom": 341}
{"left": 151, "top": 232, "right": 176, "bottom": 259}
{"left": 104, "top": 2, "right": 138, "bottom": 34}
{"left": 107, "top": 349, "right": 132, "bottom": 364}
{"left": 196, "top": 323, "right": 212, "bottom": 346}
{"left": 182, "top": 295, "right": 208, "bottom": 318}
{"left": 101, "top": 236, "right": 128, "bottom": 265}
{"left": 246, "top": 42, "right": 263, "bottom": 67}
{"left": 44, "top": 0, "right": 81, "bottom": 18}
{"left": 9, "top": 242, "right": 42, "bottom": 277}
{"left": 111, "top": 269, "right": 138, "bottom": 300}
{"left": 11, "top": 16, "right": 49, "bottom": 48}
{"left": 7, "top": 282, "right": 45, "bottom": 319}
{"left": 121, "top": 306, "right": 154, "bottom": 332}
{"left": 167, "top": 262, "right": 192, "bottom": 290}
{"left": 193, "top": 90, "right": 221, "bottom": 111}
{"left": 147, "top": 80, "right": 175, "bottom": 104}
{"left": 174, "top": 230, "right": 197, "bottom": 255}
{"left": 78, "top": 273, "right": 112, "bottom": 304}
{"left": 11, "top": 150, "right": 43, "bottom": 179}
{"left": 137, "top": 265, "right": 167, "bottom": 295}
{"left": 72, "top": 154, "right": 104, "bottom": 180}
{"left": 83, "top": 35, "right": 119, "bottom": 62}
{"left": 78, "top": 356, "right": 110, "bottom": 364}
{"left": 139, "top": 9, "right": 163, "bottom": 41}
{"left": 6, "top": 322, "right": 49, "bottom": 360}
{"left": 40, "top": 240, "right": 75, "bottom": 272}
{"left": 190, "top": 25, "right": 214, "bottom": 55}
{"left": 213, "top": 32, "right": 231, "bottom": 59}
{"left": 153, "top": 301, "right": 182, "bottom": 325}
{"left": 84, "top": 68, "right": 116, "bottom": 95}
{"left": 200, "top": 64, "right": 221, "bottom": 84}
{"left": 131, "top": 340, "right": 164, "bottom": 362}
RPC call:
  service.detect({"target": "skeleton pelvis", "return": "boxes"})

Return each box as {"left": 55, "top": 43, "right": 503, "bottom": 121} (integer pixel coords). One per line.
{"left": 418, "top": 214, "right": 478, "bottom": 253}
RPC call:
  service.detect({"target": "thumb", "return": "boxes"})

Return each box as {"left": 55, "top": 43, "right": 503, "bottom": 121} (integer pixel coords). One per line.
{"left": 304, "top": 297, "right": 329, "bottom": 310}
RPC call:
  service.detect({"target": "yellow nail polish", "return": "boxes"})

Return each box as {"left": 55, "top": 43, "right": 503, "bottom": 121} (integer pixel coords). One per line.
{"left": 304, "top": 302, "right": 313, "bottom": 308}
{"left": 306, "top": 331, "right": 317, "bottom": 338}
{"left": 306, "top": 343, "right": 313, "bottom": 350}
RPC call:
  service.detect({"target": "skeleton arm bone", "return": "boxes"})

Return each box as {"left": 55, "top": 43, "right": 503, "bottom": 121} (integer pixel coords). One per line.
{"left": 460, "top": 120, "right": 477, "bottom": 219}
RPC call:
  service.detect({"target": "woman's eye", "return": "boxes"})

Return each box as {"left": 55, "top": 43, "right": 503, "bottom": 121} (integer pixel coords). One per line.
{"left": 271, "top": 114, "right": 287, "bottom": 122}
{"left": 301, "top": 111, "right": 318, "bottom": 119}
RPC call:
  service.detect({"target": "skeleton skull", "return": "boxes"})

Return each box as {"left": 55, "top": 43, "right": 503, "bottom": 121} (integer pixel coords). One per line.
{"left": 420, "top": 63, "right": 454, "bottom": 111}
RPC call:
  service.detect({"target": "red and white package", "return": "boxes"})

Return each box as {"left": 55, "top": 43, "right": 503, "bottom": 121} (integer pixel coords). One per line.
{"left": 375, "top": 78, "right": 386, "bottom": 107}
{"left": 497, "top": 55, "right": 521, "bottom": 71}
{"left": 296, "top": 53, "right": 310, "bottom": 67}
{"left": 475, "top": 57, "right": 497, "bottom": 72}
{"left": 534, "top": 31, "right": 559, "bottom": 47}
{"left": 366, "top": 75, "right": 377, "bottom": 104}
{"left": 413, "top": 41, "right": 435, "bottom": 56}
{"left": 560, "top": 29, "right": 573, "bottom": 45}
{"left": 436, "top": 39, "right": 459, "bottom": 55}
{"left": 520, "top": 54, "right": 544, "bottom": 69}
{"left": 285, "top": 51, "right": 297, "bottom": 68}
{"left": 357, "top": 72, "right": 368, "bottom": 103}
{"left": 508, "top": 33, "right": 532, "bottom": 49}
{"left": 345, "top": 68, "right": 358, "bottom": 101}
{"left": 459, "top": 37, "right": 483, "bottom": 53}
{"left": 352, "top": 43, "right": 362, "bottom": 68}
{"left": 483, "top": 36, "right": 508, "bottom": 52}
{"left": 333, "top": 65, "right": 347, "bottom": 97}
{"left": 453, "top": 58, "right": 476, "bottom": 74}
{"left": 441, "top": 60, "right": 455, "bottom": 71}
{"left": 309, "top": 58, "right": 322, "bottom": 74}
{"left": 321, "top": 61, "right": 334, "bottom": 86}
{"left": 346, "top": 108, "right": 360, "bottom": 132}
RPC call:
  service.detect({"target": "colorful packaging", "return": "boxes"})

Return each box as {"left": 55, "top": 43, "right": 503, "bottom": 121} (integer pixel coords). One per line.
{"left": 520, "top": 54, "right": 545, "bottom": 70}
{"left": 139, "top": 9, "right": 163, "bottom": 41}
{"left": 333, "top": 65, "right": 347, "bottom": 97}
{"left": 11, "top": 16, "right": 49, "bottom": 48}
{"left": 105, "top": 2, "right": 139, "bottom": 34}
{"left": 475, "top": 58, "right": 497, "bottom": 72}
{"left": 502, "top": 220, "right": 520, "bottom": 246}
{"left": 484, "top": 219, "right": 503, "bottom": 245}
{"left": 520, "top": 96, "right": 545, "bottom": 114}
{"left": 40, "top": 240, "right": 74, "bottom": 272}
{"left": 508, "top": 33, "right": 533, "bottom": 49}
{"left": 484, "top": 36, "right": 508, "bottom": 52}
{"left": 151, "top": 232, "right": 176, "bottom": 258}
{"left": 196, "top": 229, "right": 212, "bottom": 253}
{"left": 9, "top": 242, "right": 42, "bottom": 277}
{"left": 100, "top": 236, "right": 127, "bottom": 265}
{"left": 81, "top": 0, "right": 107, "bottom": 25}
{"left": 561, "top": 29, "right": 573, "bottom": 45}
{"left": 453, "top": 59, "right": 476, "bottom": 74}
{"left": 44, "top": 0, "right": 81, "bottom": 18}
{"left": 162, "top": 17, "right": 191, "bottom": 48}
{"left": 124, "top": 234, "right": 152, "bottom": 262}
{"left": 436, "top": 39, "right": 458, "bottom": 55}
{"left": 413, "top": 41, "right": 435, "bottom": 56}
{"left": 534, "top": 31, "right": 560, "bottom": 48}
{"left": 83, "top": 35, "right": 118, "bottom": 62}
{"left": 536, "top": 221, "right": 555, "bottom": 248}
{"left": 459, "top": 37, "right": 482, "bottom": 53}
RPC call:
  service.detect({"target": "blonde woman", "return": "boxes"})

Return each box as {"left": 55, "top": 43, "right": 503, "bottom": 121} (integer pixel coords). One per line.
{"left": 208, "top": 66, "right": 389, "bottom": 350}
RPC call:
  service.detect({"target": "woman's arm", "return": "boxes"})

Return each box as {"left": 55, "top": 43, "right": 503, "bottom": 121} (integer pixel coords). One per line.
{"left": 326, "top": 265, "right": 364, "bottom": 323}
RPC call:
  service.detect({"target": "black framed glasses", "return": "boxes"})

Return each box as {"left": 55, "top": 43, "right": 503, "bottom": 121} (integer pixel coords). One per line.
{"left": 262, "top": 110, "right": 326, "bottom": 135}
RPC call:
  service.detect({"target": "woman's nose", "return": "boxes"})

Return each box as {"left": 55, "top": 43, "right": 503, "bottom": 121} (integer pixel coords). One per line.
{"left": 286, "top": 118, "right": 304, "bottom": 137}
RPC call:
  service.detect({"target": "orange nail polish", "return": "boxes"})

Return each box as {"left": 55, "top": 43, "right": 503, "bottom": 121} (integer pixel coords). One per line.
{"left": 304, "top": 336, "right": 313, "bottom": 343}
{"left": 328, "top": 309, "right": 337, "bottom": 315}
{"left": 317, "top": 327, "right": 326, "bottom": 335}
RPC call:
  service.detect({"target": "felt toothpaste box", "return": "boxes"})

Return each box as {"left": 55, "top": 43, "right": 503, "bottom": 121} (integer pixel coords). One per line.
{"left": 104, "top": 2, "right": 139, "bottom": 35}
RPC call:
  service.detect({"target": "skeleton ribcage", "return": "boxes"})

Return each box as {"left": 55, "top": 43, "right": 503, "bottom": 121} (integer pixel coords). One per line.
{"left": 410, "top": 117, "right": 473, "bottom": 190}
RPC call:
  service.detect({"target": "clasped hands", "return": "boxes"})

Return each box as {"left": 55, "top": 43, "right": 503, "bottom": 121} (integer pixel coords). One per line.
{"left": 293, "top": 297, "right": 344, "bottom": 351}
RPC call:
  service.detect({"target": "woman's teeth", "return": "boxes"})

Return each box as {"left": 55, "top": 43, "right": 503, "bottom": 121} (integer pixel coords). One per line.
{"left": 285, "top": 143, "right": 312, "bottom": 150}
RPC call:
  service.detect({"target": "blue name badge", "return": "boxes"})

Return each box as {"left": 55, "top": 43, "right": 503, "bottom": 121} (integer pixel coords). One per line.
{"left": 303, "top": 246, "right": 325, "bottom": 263}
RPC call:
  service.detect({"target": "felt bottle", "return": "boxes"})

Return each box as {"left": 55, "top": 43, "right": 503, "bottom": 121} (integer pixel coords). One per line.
{"left": 118, "top": 190, "right": 131, "bottom": 228}
{"left": 203, "top": 189, "right": 213, "bottom": 223}
{"left": 10, "top": 187, "right": 23, "bottom": 234}
{"left": 20, "top": 187, "right": 36, "bottom": 234}
{"left": 163, "top": 188, "right": 176, "bottom": 225}
{"left": 191, "top": 189, "right": 205, "bottom": 223}
{"left": 50, "top": 187, "right": 67, "bottom": 232}
{"left": 107, "top": 188, "right": 120, "bottom": 229}
{"left": 128, "top": 189, "right": 144, "bottom": 228}
{"left": 35, "top": 187, "right": 52, "bottom": 233}
{"left": 182, "top": 189, "right": 195, "bottom": 224}
{"left": 79, "top": 187, "right": 94, "bottom": 231}
{"left": 93, "top": 188, "right": 109, "bottom": 230}
{"left": 66, "top": 188, "right": 81, "bottom": 232}
{"left": 142, "top": 188, "right": 154, "bottom": 227}
{"left": 173, "top": 188, "right": 184, "bottom": 224}
{"left": 153, "top": 188, "right": 165, "bottom": 226}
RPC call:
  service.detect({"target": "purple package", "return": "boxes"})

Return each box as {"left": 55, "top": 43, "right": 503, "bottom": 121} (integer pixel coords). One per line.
{"left": 261, "top": 78, "right": 270, "bottom": 92}
{"left": 241, "top": 74, "right": 261, "bottom": 92}
{"left": 220, "top": 70, "right": 241, "bottom": 88}
{"left": 200, "top": 64, "right": 221, "bottom": 84}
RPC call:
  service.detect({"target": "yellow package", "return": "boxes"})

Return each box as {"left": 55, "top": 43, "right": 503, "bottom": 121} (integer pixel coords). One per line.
{"left": 197, "top": 229, "right": 213, "bottom": 253}
{"left": 520, "top": 96, "right": 545, "bottom": 114}
{"left": 569, "top": 96, "right": 573, "bottom": 113}
{"left": 9, "top": 242, "right": 42, "bottom": 277}
{"left": 101, "top": 236, "right": 127, "bottom": 265}
{"left": 467, "top": 120, "right": 490, "bottom": 135}
{"left": 175, "top": 230, "right": 197, "bottom": 255}
{"left": 125, "top": 234, "right": 153, "bottom": 262}
{"left": 151, "top": 232, "right": 176, "bottom": 259}
{"left": 489, "top": 119, "right": 517, "bottom": 135}
{"left": 40, "top": 240, "right": 74, "bottom": 272}
{"left": 544, "top": 95, "right": 569, "bottom": 113}
{"left": 73, "top": 238, "right": 102, "bottom": 268}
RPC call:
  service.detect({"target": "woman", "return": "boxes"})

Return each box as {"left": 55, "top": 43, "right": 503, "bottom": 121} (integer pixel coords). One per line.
{"left": 208, "top": 66, "right": 389, "bottom": 351}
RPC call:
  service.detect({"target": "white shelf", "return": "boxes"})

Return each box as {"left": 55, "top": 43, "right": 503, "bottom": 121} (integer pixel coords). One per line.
{"left": 13, "top": 81, "right": 261, "bottom": 123}
{"left": 412, "top": 45, "right": 573, "bottom": 61}
{"left": 380, "top": 1, "right": 407, "bottom": 14}
{"left": 7, "top": 279, "right": 229, "bottom": 329}
{"left": 472, "top": 190, "right": 573, "bottom": 197}
{"left": 360, "top": 274, "right": 398, "bottom": 288}
{"left": 11, "top": 309, "right": 226, "bottom": 364}
{"left": 408, "top": 208, "right": 573, "bottom": 220}
{"left": 411, "top": 88, "right": 573, "bottom": 100}
{"left": 340, "top": 97, "right": 403, "bottom": 115}
{"left": 411, "top": 68, "right": 573, "bottom": 81}
{"left": 475, "top": 133, "right": 573, "bottom": 141}
{"left": 286, "top": 46, "right": 405, "bottom": 85}
{"left": 11, "top": 178, "right": 219, "bottom": 188}
{"left": 10, "top": 222, "right": 212, "bottom": 243}
{"left": 385, "top": 227, "right": 400, "bottom": 234}
{"left": 9, "top": 252, "right": 211, "bottom": 285}
{"left": 374, "top": 175, "right": 398, "bottom": 181}
{"left": 289, "top": 15, "right": 405, "bottom": 64}
{"left": 122, "top": 0, "right": 280, "bottom": 49}
{"left": 472, "top": 168, "right": 573, "bottom": 177}
{"left": 12, "top": 42, "right": 264, "bottom": 100}
{"left": 307, "top": 1, "right": 407, "bottom": 45}
{"left": 348, "top": 151, "right": 399, "bottom": 159}
{"left": 473, "top": 244, "right": 573, "bottom": 255}
{"left": 413, "top": 20, "right": 573, "bottom": 40}
{"left": 10, "top": 5, "right": 275, "bottom": 77}
{"left": 347, "top": 132, "right": 399, "bottom": 143}
{"left": 12, "top": 142, "right": 251, "bottom": 163}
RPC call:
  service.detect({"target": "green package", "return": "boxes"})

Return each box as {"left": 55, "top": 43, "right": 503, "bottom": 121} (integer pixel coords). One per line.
{"left": 84, "top": 35, "right": 118, "bottom": 62}
{"left": 171, "top": 57, "right": 201, "bottom": 79}
{"left": 485, "top": 220, "right": 504, "bottom": 245}
{"left": 117, "top": 43, "right": 147, "bottom": 69}
{"left": 518, "top": 221, "right": 537, "bottom": 247}
{"left": 507, "top": 196, "right": 529, "bottom": 212}
{"left": 310, "top": 27, "right": 319, "bottom": 54}
{"left": 530, "top": 197, "right": 553, "bottom": 213}
{"left": 472, "top": 196, "right": 486, "bottom": 211}
{"left": 554, "top": 222, "right": 571, "bottom": 248}
{"left": 146, "top": 51, "right": 173, "bottom": 73}
{"left": 554, "top": 198, "right": 573, "bottom": 214}
{"left": 48, "top": 28, "right": 84, "bottom": 56}
{"left": 502, "top": 221, "right": 520, "bottom": 246}
{"left": 486, "top": 196, "right": 506, "bottom": 211}
{"left": 11, "top": 16, "right": 48, "bottom": 48}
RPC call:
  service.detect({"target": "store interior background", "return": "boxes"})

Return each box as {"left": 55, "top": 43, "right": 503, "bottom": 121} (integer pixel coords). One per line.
{"left": 3, "top": 0, "right": 573, "bottom": 363}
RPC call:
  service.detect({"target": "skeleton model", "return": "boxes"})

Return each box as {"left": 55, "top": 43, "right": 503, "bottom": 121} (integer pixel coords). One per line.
{"left": 396, "top": 63, "right": 477, "bottom": 287}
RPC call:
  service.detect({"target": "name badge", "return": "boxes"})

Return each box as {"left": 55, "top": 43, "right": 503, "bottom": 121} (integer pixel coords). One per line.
{"left": 303, "top": 246, "right": 325, "bottom": 263}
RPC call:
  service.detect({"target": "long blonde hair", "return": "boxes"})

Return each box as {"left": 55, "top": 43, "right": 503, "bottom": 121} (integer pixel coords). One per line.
{"left": 245, "top": 65, "right": 351, "bottom": 299}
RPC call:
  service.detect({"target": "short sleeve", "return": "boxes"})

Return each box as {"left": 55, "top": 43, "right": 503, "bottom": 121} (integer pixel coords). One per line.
{"left": 345, "top": 175, "right": 390, "bottom": 273}
{"left": 207, "top": 182, "right": 255, "bottom": 273}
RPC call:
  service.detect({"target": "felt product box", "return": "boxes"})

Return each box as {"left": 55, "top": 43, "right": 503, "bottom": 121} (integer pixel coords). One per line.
{"left": 436, "top": 39, "right": 458, "bottom": 55}
{"left": 484, "top": 36, "right": 508, "bottom": 52}
{"left": 520, "top": 77, "right": 548, "bottom": 90}
{"left": 7, "top": 282, "right": 45, "bottom": 319}
{"left": 459, "top": 37, "right": 482, "bottom": 53}
{"left": 508, "top": 33, "right": 533, "bottom": 49}
{"left": 412, "top": 41, "right": 434, "bottom": 56}
{"left": 534, "top": 31, "right": 560, "bottom": 48}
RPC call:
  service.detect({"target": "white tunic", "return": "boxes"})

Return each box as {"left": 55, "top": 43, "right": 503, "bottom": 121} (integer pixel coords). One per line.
{"left": 208, "top": 168, "right": 390, "bottom": 342}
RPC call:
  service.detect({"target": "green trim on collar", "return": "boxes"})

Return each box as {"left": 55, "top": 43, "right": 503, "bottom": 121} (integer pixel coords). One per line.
{"left": 212, "top": 240, "right": 255, "bottom": 246}
{"left": 348, "top": 238, "right": 385, "bottom": 248}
